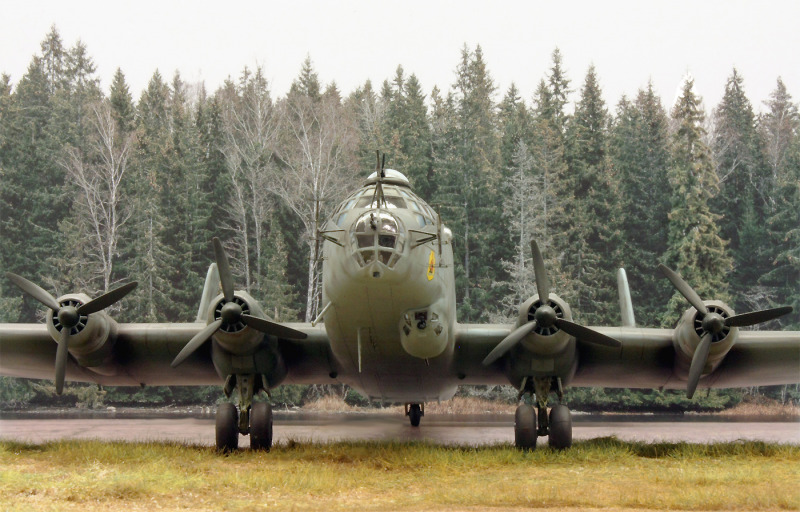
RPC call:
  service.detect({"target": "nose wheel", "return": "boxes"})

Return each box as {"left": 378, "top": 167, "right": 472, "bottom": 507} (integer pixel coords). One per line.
{"left": 405, "top": 403, "right": 423, "bottom": 427}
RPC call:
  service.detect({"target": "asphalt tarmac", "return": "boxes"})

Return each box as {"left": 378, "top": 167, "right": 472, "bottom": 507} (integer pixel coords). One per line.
{"left": 1, "top": 413, "right": 798, "bottom": 446}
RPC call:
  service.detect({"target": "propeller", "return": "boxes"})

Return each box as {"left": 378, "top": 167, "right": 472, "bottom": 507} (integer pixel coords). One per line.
{"left": 658, "top": 264, "right": 793, "bottom": 398}
{"left": 483, "top": 241, "right": 621, "bottom": 366}
{"left": 5, "top": 272, "right": 137, "bottom": 395}
{"left": 171, "top": 238, "right": 307, "bottom": 368}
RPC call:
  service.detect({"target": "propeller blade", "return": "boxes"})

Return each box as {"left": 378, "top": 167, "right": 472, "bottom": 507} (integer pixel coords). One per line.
{"left": 78, "top": 282, "right": 138, "bottom": 315}
{"left": 6, "top": 272, "right": 61, "bottom": 311}
{"left": 687, "top": 333, "right": 713, "bottom": 399}
{"left": 241, "top": 314, "right": 308, "bottom": 340}
{"left": 530, "top": 240, "right": 550, "bottom": 301}
{"left": 658, "top": 264, "right": 708, "bottom": 316}
{"left": 55, "top": 328, "right": 70, "bottom": 395}
{"left": 213, "top": 238, "right": 234, "bottom": 302}
{"left": 554, "top": 319, "right": 622, "bottom": 348}
{"left": 171, "top": 319, "right": 222, "bottom": 368}
{"left": 482, "top": 320, "right": 537, "bottom": 366}
{"left": 725, "top": 306, "right": 793, "bottom": 328}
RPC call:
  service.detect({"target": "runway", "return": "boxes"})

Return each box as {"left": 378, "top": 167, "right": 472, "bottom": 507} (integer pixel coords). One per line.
{"left": 1, "top": 412, "right": 798, "bottom": 446}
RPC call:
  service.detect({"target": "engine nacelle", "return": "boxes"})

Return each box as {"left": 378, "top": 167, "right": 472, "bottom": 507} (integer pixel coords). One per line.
{"left": 672, "top": 300, "right": 739, "bottom": 380}
{"left": 516, "top": 293, "right": 572, "bottom": 356}
{"left": 45, "top": 293, "right": 118, "bottom": 375}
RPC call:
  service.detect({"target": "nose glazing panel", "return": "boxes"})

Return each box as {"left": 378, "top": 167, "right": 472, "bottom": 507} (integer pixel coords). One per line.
{"left": 350, "top": 211, "right": 405, "bottom": 269}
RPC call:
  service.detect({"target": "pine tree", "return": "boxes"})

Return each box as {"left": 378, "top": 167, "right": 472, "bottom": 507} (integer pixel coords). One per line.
{"left": 662, "top": 78, "right": 732, "bottom": 326}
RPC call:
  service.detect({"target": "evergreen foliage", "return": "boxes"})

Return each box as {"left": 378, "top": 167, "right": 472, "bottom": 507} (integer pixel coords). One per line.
{"left": 1, "top": 29, "right": 797, "bottom": 407}
{"left": 662, "top": 79, "right": 732, "bottom": 326}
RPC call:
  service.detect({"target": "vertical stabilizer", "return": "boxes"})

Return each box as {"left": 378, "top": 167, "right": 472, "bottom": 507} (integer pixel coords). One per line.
{"left": 617, "top": 268, "right": 635, "bottom": 327}
{"left": 196, "top": 263, "right": 221, "bottom": 322}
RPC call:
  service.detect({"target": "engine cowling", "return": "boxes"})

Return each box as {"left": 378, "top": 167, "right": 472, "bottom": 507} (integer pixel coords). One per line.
{"left": 204, "top": 290, "right": 287, "bottom": 383}
{"left": 515, "top": 293, "right": 572, "bottom": 356}
{"left": 672, "top": 300, "right": 738, "bottom": 380}
{"left": 45, "top": 293, "right": 118, "bottom": 376}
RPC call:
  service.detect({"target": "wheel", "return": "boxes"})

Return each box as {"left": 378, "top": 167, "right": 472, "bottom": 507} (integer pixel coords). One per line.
{"left": 250, "top": 402, "right": 273, "bottom": 451}
{"left": 548, "top": 404, "right": 572, "bottom": 449}
{"left": 409, "top": 403, "right": 422, "bottom": 427}
{"left": 216, "top": 402, "right": 239, "bottom": 453}
{"left": 514, "top": 404, "right": 537, "bottom": 450}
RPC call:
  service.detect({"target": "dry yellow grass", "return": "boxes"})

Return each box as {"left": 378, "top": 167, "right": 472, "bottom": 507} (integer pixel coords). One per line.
{"left": 1, "top": 438, "right": 797, "bottom": 512}
{"left": 717, "top": 401, "right": 800, "bottom": 418}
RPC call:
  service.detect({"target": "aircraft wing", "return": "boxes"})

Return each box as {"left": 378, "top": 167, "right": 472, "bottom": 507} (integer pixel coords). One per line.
{"left": 454, "top": 323, "right": 800, "bottom": 390}
{"left": 0, "top": 322, "right": 334, "bottom": 387}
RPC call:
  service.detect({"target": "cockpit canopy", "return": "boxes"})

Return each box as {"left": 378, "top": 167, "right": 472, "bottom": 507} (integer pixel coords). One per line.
{"left": 350, "top": 211, "right": 405, "bottom": 268}
{"left": 333, "top": 182, "right": 437, "bottom": 230}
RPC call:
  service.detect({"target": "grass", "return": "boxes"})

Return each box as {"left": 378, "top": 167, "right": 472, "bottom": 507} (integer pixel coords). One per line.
{"left": 1, "top": 438, "right": 798, "bottom": 511}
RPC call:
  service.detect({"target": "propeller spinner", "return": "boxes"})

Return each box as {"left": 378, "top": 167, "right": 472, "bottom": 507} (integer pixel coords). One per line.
{"left": 482, "top": 241, "right": 621, "bottom": 366}
{"left": 6, "top": 272, "right": 137, "bottom": 394}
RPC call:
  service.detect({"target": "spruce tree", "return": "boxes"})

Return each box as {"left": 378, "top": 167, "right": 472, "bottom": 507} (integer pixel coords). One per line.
{"left": 611, "top": 84, "right": 672, "bottom": 326}
{"left": 662, "top": 78, "right": 732, "bottom": 326}
{"left": 759, "top": 82, "right": 800, "bottom": 328}
{"left": 712, "top": 70, "right": 770, "bottom": 306}
{"left": 560, "top": 65, "right": 619, "bottom": 324}
{"left": 435, "top": 45, "right": 503, "bottom": 321}
{"left": 109, "top": 68, "right": 135, "bottom": 133}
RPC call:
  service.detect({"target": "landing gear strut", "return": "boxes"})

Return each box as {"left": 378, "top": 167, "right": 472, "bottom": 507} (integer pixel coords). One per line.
{"left": 405, "top": 403, "right": 423, "bottom": 427}
{"left": 514, "top": 376, "right": 573, "bottom": 450}
{"left": 215, "top": 374, "right": 274, "bottom": 452}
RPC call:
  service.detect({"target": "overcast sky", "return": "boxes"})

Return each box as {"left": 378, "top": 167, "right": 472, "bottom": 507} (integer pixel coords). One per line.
{"left": 2, "top": 0, "right": 798, "bottom": 113}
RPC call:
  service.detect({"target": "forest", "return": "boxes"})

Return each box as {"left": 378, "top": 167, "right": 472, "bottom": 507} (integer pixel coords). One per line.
{"left": 0, "top": 27, "right": 798, "bottom": 410}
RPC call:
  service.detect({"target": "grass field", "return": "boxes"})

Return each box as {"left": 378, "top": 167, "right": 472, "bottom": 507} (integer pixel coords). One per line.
{"left": 1, "top": 438, "right": 798, "bottom": 511}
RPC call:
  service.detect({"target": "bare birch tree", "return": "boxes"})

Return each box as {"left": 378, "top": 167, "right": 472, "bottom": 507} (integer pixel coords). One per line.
{"left": 219, "top": 68, "right": 280, "bottom": 294}
{"left": 61, "top": 100, "right": 133, "bottom": 293}
{"left": 274, "top": 91, "right": 359, "bottom": 321}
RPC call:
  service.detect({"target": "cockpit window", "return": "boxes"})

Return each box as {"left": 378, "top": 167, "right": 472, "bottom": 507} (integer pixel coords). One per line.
{"left": 355, "top": 195, "right": 406, "bottom": 209}
{"left": 350, "top": 212, "right": 405, "bottom": 268}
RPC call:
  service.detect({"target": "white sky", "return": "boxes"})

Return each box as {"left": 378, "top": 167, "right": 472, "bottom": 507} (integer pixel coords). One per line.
{"left": 1, "top": 0, "right": 798, "bottom": 113}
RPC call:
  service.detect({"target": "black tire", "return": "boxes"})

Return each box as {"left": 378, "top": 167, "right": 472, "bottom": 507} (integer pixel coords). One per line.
{"left": 216, "top": 402, "right": 239, "bottom": 453}
{"left": 250, "top": 402, "right": 273, "bottom": 451}
{"left": 548, "top": 404, "right": 573, "bottom": 449}
{"left": 409, "top": 403, "right": 422, "bottom": 427}
{"left": 514, "top": 404, "right": 537, "bottom": 450}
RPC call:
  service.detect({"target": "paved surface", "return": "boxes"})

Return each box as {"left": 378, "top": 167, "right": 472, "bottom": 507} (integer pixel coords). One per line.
{"left": 1, "top": 413, "right": 798, "bottom": 446}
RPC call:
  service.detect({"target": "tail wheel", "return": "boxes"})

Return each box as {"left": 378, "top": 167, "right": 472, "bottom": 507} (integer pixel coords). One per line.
{"left": 514, "top": 404, "right": 537, "bottom": 450}
{"left": 216, "top": 403, "right": 239, "bottom": 453}
{"left": 548, "top": 404, "right": 572, "bottom": 449}
{"left": 250, "top": 402, "right": 273, "bottom": 451}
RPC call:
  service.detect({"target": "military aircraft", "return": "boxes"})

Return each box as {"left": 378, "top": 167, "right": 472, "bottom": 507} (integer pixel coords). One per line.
{"left": 1, "top": 164, "right": 798, "bottom": 452}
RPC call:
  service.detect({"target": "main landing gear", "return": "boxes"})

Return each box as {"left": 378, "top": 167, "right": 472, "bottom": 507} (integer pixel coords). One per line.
{"left": 514, "top": 376, "right": 573, "bottom": 450}
{"left": 215, "top": 374, "right": 274, "bottom": 453}
{"left": 405, "top": 403, "right": 424, "bottom": 427}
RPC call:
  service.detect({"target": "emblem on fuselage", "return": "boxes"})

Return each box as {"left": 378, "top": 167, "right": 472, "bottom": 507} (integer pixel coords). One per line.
{"left": 427, "top": 250, "right": 436, "bottom": 281}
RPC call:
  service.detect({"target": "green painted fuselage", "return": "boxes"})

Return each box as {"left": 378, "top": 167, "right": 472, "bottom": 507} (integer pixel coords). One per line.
{"left": 321, "top": 171, "right": 458, "bottom": 402}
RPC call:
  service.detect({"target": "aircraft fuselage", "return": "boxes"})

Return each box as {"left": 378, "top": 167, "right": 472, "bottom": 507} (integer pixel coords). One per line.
{"left": 321, "top": 170, "right": 458, "bottom": 402}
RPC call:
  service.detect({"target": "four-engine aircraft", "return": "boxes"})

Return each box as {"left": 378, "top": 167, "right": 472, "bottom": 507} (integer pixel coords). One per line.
{"left": 1, "top": 165, "right": 798, "bottom": 451}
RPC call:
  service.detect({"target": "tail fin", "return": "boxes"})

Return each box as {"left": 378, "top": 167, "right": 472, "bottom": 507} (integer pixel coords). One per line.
{"left": 617, "top": 268, "right": 635, "bottom": 327}
{"left": 196, "top": 263, "right": 221, "bottom": 322}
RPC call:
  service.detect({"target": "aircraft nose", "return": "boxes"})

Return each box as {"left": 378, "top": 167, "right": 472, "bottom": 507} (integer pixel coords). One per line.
{"left": 348, "top": 210, "right": 406, "bottom": 271}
